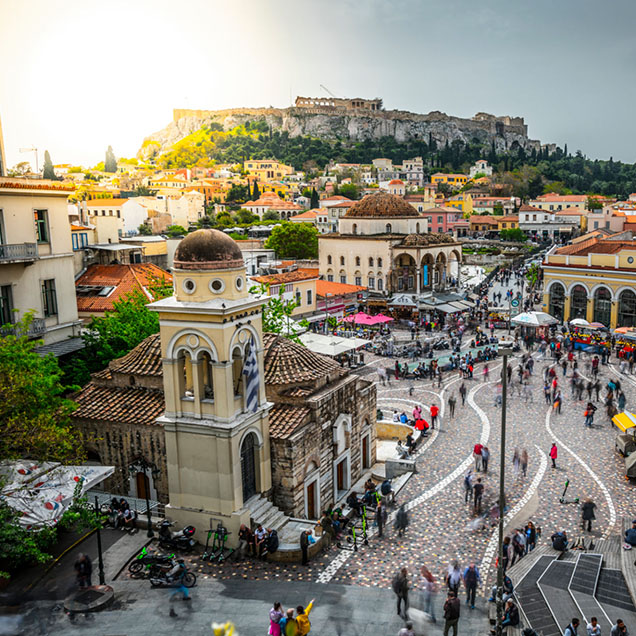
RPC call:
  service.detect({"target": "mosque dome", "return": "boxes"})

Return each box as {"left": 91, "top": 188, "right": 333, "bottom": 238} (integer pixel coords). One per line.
{"left": 173, "top": 229, "right": 244, "bottom": 270}
{"left": 344, "top": 192, "right": 420, "bottom": 218}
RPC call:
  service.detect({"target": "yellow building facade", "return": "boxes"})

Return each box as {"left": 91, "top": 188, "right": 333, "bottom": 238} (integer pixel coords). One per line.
{"left": 244, "top": 160, "right": 293, "bottom": 180}
{"left": 542, "top": 238, "right": 636, "bottom": 329}
{"left": 431, "top": 172, "right": 469, "bottom": 186}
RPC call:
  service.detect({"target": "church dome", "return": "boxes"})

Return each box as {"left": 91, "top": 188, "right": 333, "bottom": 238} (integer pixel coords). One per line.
{"left": 344, "top": 192, "right": 419, "bottom": 218}
{"left": 173, "top": 229, "right": 244, "bottom": 270}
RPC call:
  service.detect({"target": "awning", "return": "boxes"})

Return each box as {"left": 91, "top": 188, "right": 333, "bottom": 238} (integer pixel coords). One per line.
{"left": 612, "top": 411, "right": 636, "bottom": 433}
{"left": 434, "top": 303, "right": 461, "bottom": 313}
{"left": 35, "top": 337, "right": 85, "bottom": 358}
{"left": 299, "top": 332, "right": 368, "bottom": 357}
{"left": 388, "top": 294, "right": 417, "bottom": 308}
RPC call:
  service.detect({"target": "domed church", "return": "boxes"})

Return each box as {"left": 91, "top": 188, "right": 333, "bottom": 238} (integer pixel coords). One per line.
{"left": 319, "top": 192, "right": 462, "bottom": 305}
{"left": 72, "top": 229, "right": 377, "bottom": 546}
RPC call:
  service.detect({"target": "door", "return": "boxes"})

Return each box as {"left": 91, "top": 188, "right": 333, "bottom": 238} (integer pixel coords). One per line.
{"left": 241, "top": 433, "right": 257, "bottom": 502}
{"left": 136, "top": 472, "right": 149, "bottom": 499}
{"left": 306, "top": 481, "right": 316, "bottom": 520}
{"left": 337, "top": 459, "right": 345, "bottom": 491}
{"left": 362, "top": 436, "right": 369, "bottom": 469}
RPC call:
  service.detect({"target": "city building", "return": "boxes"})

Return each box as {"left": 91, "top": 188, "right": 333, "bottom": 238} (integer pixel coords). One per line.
{"left": 529, "top": 193, "right": 588, "bottom": 211}
{"left": 497, "top": 215, "right": 519, "bottom": 231}
{"left": 430, "top": 173, "right": 469, "bottom": 187}
{"left": 469, "top": 215, "right": 498, "bottom": 233}
{"left": 243, "top": 191, "right": 302, "bottom": 220}
{"left": 469, "top": 159, "right": 493, "bottom": 178}
{"left": 244, "top": 160, "right": 293, "bottom": 180}
{"left": 250, "top": 268, "right": 319, "bottom": 320}
{"left": 542, "top": 233, "right": 636, "bottom": 328}
{"left": 518, "top": 204, "right": 583, "bottom": 241}
{"left": 421, "top": 206, "right": 463, "bottom": 233}
{"left": 0, "top": 178, "right": 82, "bottom": 355}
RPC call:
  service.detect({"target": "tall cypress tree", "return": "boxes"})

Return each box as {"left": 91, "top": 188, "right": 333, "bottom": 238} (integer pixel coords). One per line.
{"left": 104, "top": 146, "right": 117, "bottom": 173}
{"left": 310, "top": 187, "right": 319, "bottom": 209}
{"left": 42, "top": 150, "right": 56, "bottom": 180}
{"left": 252, "top": 180, "right": 261, "bottom": 200}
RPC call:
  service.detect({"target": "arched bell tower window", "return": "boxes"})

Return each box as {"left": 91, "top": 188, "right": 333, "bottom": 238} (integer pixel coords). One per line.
{"left": 386, "top": 223, "right": 392, "bottom": 233}
{"left": 232, "top": 346, "right": 244, "bottom": 397}
{"left": 177, "top": 350, "right": 194, "bottom": 398}
{"left": 198, "top": 350, "right": 214, "bottom": 400}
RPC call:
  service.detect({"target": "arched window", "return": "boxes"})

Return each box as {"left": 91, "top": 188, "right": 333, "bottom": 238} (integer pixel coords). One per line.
{"left": 570, "top": 285, "right": 588, "bottom": 320}
{"left": 593, "top": 287, "right": 612, "bottom": 326}
{"left": 177, "top": 350, "right": 194, "bottom": 398}
{"left": 198, "top": 350, "right": 214, "bottom": 400}
{"left": 327, "top": 255, "right": 332, "bottom": 265}
{"left": 618, "top": 289, "right": 636, "bottom": 328}
{"left": 232, "top": 346, "right": 244, "bottom": 397}
{"left": 340, "top": 256, "right": 345, "bottom": 266}
{"left": 355, "top": 256, "right": 360, "bottom": 266}
{"left": 385, "top": 224, "right": 392, "bottom": 233}
{"left": 352, "top": 223, "right": 358, "bottom": 235}
{"left": 416, "top": 222, "right": 420, "bottom": 233}
{"left": 369, "top": 257, "right": 374, "bottom": 267}
{"left": 548, "top": 283, "right": 565, "bottom": 322}
{"left": 378, "top": 257, "right": 383, "bottom": 268}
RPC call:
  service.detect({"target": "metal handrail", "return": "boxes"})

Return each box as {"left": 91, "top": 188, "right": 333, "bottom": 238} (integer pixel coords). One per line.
{"left": 0, "top": 243, "right": 38, "bottom": 261}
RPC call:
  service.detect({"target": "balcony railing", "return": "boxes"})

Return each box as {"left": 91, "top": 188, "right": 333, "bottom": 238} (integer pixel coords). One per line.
{"left": 1, "top": 317, "right": 46, "bottom": 339}
{"left": 0, "top": 243, "right": 38, "bottom": 263}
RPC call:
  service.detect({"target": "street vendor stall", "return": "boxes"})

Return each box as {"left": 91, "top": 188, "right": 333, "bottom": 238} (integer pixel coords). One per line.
{"left": 299, "top": 332, "right": 369, "bottom": 366}
{"left": 511, "top": 311, "right": 558, "bottom": 341}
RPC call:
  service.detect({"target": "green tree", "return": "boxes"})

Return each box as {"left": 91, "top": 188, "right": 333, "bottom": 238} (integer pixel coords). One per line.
{"left": 7, "top": 161, "right": 31, "bottom": 177}
{"left": 499, "top": 228, "right": 526, "bottom": 242}
{"left": 310, "top": 187, "right": 319, "bottom": 209}
{"left": 0, "top": 313, "right": 84, "bottom": 463}
{"left": 104, "top": 145, "right": 117, "bottom": 173}
{"left": 263, "top": 210, "right": 280, "bottom": 221}
{"left": 216, "top": 212, "right": 234, "bottom": 227}
{"left": 252, "top": 181, "right": 261, "bottom": 200}
{"left": 138, "top": 223, "right": 153, "bottom": 235}
{"left": 131, "top": 185, "right": 157, "bottom": 196}
{"left": 264, "top": 222, "right": 319, "bottom": 259}
{"left": 338, "top": 183, "right": 359, "bottom": 200}
{"left": 165, "top": 224, "right": 188, "bottom": 237}
{"left": 587, "top": 196, "right": 603, "bottom": 210}
{"left": 248, "top": 283, "right": 303, "bottom": 343}
{"left": 235, "top": 208, "right": 257, "bottom": 224}
{"left": 42, "top": 150, "right": 56, "bottom": 180}
{"left": 493, "top": 203, "right": 504, "bottom": 216}
{"left": 528, "top": 173, "right": 543, "bottom": 199}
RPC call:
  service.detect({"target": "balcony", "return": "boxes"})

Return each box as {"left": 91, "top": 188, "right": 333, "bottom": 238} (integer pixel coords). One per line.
{"left": 1, "top": 318, "right": 46, "bottom": 339}
{"left": 0, "top": 243, "right": 38, "bottom": 264}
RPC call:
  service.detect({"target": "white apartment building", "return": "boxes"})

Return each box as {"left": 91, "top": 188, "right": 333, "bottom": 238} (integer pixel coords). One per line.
{"left": 0, "top": 179, "right": 81, "bottom": 355}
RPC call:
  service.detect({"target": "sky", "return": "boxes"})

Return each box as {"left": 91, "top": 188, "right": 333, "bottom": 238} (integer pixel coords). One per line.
{"left": 1, "top": 0, "right": 636, "bottom": 169}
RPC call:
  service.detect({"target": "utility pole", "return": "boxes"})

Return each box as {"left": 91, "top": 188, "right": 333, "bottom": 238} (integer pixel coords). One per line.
{"left": 19, "top": 146, "right": 39, "bottom": 174}
{"left": 94, "top": 496, "right": 106, "bottom": 585}
{"left": 495, "top": 348, "right": 512, "bottom": 635}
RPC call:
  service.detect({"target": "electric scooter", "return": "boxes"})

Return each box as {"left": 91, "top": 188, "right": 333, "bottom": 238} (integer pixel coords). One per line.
{"left": 559, "top": 479, "right": 580, "bottom": 504}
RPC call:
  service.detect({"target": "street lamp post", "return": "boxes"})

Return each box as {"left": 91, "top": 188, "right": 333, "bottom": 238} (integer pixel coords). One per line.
{"left": 128, "top": 457, "right": 160, "bottom": 538}
{"left": 496, "top": 347, "right": 512, "bottom": 635}
{"left": 94, "top": 496, "right": 106, "bottom": 585}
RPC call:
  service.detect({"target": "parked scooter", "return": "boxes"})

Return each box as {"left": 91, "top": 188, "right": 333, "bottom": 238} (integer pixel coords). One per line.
{"left": 149, "top": 566, "right": 197, "bottom": 589}
{"left": 157, "top": 520, "right": 197, "bottom": 552}
{"left": 128, "top": 546, "right": 175, "bottom": 577}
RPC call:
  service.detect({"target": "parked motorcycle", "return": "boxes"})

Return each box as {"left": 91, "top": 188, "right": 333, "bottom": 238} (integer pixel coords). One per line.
{"left": 128, "top": 546, "right": 175, "bottom": 577}
{"left": 157, "top": 520, "right": 197, "bottom": 552}
{"left": 149, "top": 569, "right": 197, "bottom": 589}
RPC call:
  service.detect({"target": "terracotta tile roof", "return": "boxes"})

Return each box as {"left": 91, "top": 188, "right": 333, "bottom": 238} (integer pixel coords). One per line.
{"left": 499, "top": 215, "right": 519, "bottom": 222}
{"left": 0, "top": 179, "right": 75, "bottom": 192}
{"left": 324, "top": 201, "right": 353, "bottom": 208}
{"left": 555, "top": 209, "right": 584, "bottom": 216}
{"left": 388, "top": 179, "right": 404, "bottom": 185}
{"left": 289, "top": 210, "right": 318, "bottom": 220}
{"left": 536, "top": 193, "right": 587, "bottom": 202}
{"left": 86, "top": 198, "right": 128, "bottom": 207}
{"left": 252, "top": 270, "right": 318, "bottom": 285}
{"left": 316, "top": 280, "right": 365, "bottom": 297}
{"left": 469, "top": 215, "right": 498, "bottom": 224}
{"left": 75, "top": 264, "right": 172, "bottom": 313}
{"left": 321, "top": 196, "right": 352, "bottom": 202}
{"left": 72, "top": 383, "right": 165, "bottom": 426}
{"left": 263, "top": 333, "right": 343, "bottom": 386}
{"left": 518, "top": 204, "right": 544, "bottom": 212}
{"left": 109, "top": 333, "right": 162, "bottom": 377}
{"left": 268, "top": 404, "right": 311, "bottom": 439}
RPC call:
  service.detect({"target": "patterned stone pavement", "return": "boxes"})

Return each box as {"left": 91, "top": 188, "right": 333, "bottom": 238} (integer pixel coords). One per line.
{"left": 129, "top": 323, "right": 636, "bottom": 598}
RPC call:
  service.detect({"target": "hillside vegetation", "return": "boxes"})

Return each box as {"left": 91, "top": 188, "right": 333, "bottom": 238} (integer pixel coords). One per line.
{"left": 157, "top": 120, "right": 636, "bottom": 199}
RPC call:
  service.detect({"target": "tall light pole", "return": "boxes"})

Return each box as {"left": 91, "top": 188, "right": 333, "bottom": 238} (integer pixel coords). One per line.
{"left": 496, "top": 347, "right": 513, "bottom": 635}
{"left": 94, "top": 496, "right": 106, "bottom": 585}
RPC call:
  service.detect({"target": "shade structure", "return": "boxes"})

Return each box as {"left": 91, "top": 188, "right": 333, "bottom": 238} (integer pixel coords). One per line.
{"left": 614, "top": 326, "right": 636, "bottom": 334}
{"left": 589, "top": 322, "right": 607, "bottom": 330}
{"left": 511, "top": 311, "right": 558, "bottom": 327}
{"left": 299, "top": 332, "right": 368, "bottom": 357}
{"left": 612, "top": 411, "right": 636, "bottom": 433}
{"left": 569, "top": 318, "right": 590, "bottom": 327}
{"left": 0, "top": 460, "right": 114, "bottom": 529}
{"left": 372, "top": 314, "right": 394, "bottom": 324}
{"left": 343, "top": 311, "right": 375, "bottom": 325}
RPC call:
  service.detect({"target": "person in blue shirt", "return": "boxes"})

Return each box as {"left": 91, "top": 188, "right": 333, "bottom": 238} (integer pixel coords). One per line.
{"left": 463, "top": 563, "right": 481, "bottom": 609}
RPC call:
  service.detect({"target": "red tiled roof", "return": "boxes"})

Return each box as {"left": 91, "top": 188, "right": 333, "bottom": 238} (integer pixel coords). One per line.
{"left": 0, "top": 179, "right": 75, "bottom": 192}
{"left": 289, "top": 210, "right": 317, "bottom": 220}
{"left": 109, "top": 333, "right": 162, "bottom": 377}
{"left": 388, "top": 179, "right": 404, "bottom": 185}
{"left": 72, "top": 382, "right": 165, "bottom": 426}
{"left": 536, "top": 193, "right": 587, "bottom": 202}
{"left": 252, "top": 270, "right": 318, "bottom": 285}
{"left": 518, "top": 204, "right": 544, "bottom": 212}
{"left": 75, "top": 264, "right": 172, "bottom": 313}
{"left": 268, "top": 404, "right": 311, "bottom": 439}
{"left": 316, "top": 280, "right": 366, "bottom": 297}
{"left": 86, "top": 198, "right": 127, "bottom": 207}
{"left": 469, "top": 215, "right": 498, "bottom": 224}
{"left": 321, "top": 196, "right": 352, "bottom": 202}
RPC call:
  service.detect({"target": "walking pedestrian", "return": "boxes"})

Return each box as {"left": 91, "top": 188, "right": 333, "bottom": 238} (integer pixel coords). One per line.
{"left": 610, "top": 619, "right": 628, "bottom": 635}
{"left": 463, "top": 469, "right": 474, "bottom": 503}
{"left": 459, "top": 383, "right": 467, "bottom": 406}
{"left": 564, "top": 618, "right": 580, "bottom": 636}
{"left": 581, "top": 498, "right": 596, "bottom": 532}
{"left": 481, "top": 446, "right": 490, "bottom": 473}
{"left": 74, "top": 553, "right": 92, "bottom": 588}
{"left": 473, "top": 442, "right": 483, "bottom": 471}
{"left": 392, "top": 567, "right": 409, "bottom": 618}
{"left": 473, "top": 478, "right": 484, "bottom": 514}
{"left": 279, "top": 609, "right": 296, "bottom": 636}
{"left": 463, "top": 563, "right": 481, "bottom": 610}
{"left": 443, "top": 591, "right": 460, "bottom": 636}
{"left": 520, "top": 449, "right": 528, "bottom": 478}
{"left": 268, "top": 602, "right": 284, "bottom": 636}
{"left": 420, "top": 565, "right": 437, "bottom": 624}
{"left": 430, "top": 403, "right": 439, "bottom": 429}
{"left": 512, "top": 448, "right": 520, "bottom": 478}
{"left": 550, "top": 443, "right": 558, "bottom": 469}
{"left": 300, "top": 529, "right": 310, "bottom": 566}
{"left": 376, "top": 501, "right": 387, "bottom": 538}
{"left": 448, "top": 394, "right": 457, "bottom": 418}
{"left": 446, "top": 561, "right": 462, "bottom": 595}
{"left": 397, "top": 621, "right": 415, "bottom": 636}
{"left": 167, "top": 559, "right": 191, "bottom": 617}
{"left": 395, "top": 504, "right": 409, "bottom": 537}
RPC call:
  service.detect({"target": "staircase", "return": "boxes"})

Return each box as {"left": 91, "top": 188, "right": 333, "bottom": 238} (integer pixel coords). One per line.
{"left": 244, "top": 495, "right": 315, "bottom": 545}
{"left": 506, "top": 531, "right": 636, "bottom": 635}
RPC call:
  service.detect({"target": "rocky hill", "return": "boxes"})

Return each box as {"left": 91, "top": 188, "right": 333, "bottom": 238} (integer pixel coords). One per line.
{"left": 138, "top": 103, "right": 550, "bottom": 161}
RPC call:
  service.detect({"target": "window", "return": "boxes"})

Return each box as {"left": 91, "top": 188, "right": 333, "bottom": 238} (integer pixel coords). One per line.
{"left": 369, "top": 257, "right": 374, "bottom": 266}
{"left": 438, "top": 216, "right": 443, "bottom": 224}
{"left": 0, "top": 210, "right": 4, "bottom": 244}
{"left": 355, "top": 256, "right": 360, "bottom": 266}
{"left": 378, "top": 278, "right": 383, "bottom": 291}
{"left": 352, "top": 223, "right": 357, "bottom": 235}
{"left": 41, "top": 279, "right": 58, "bottom": 317}
{"left": 340, "top": 275, "right": 346, "bottom": 284}
{"left": 368, "top": 276, "right": 375, "bottom": 289}
{"left": 355, "top": 276, "right": 362, "bottom": 285}
{"left": 385, "top": 224, "right": 392, "bottom": 233}
{"left": 378, "top": 257, "right": 383, "bottom": 268}
{"left": 0, "top": 285, "right": 13, "bottom": 325}
{"left": 34, "top": 210, "right": 49, "bottom": 243}
{"left": 340, "top": 256, "right": 345, "bottom": 266}
{"left": 307, "top": 289, "right": 312, "bottom": 305}
{"left": 327, "top": 255, "right": 332, "bottom": 265}
{"left": 427, "top": 216, "right": 433, "bottom": 225}
{"left": 327, "top": 274, "right": 334, "bottom": 282}
{"left": 296, "top": 290, "right": 301, "bottom": 305}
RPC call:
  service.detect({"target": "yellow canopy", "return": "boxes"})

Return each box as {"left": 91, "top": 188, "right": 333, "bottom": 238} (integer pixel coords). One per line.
{"left": 612, "top": 411, "right": 636, "bottom": 433}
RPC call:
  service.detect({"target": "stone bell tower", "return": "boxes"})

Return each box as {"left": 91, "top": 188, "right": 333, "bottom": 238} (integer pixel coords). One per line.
{"left": 148, "top": 229, "right": 271, "bottom": 544}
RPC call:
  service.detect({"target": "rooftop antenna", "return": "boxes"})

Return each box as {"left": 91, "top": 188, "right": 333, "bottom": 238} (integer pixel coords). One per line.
{"left": 19, "top": 146, "right": 39, "bottom": 174}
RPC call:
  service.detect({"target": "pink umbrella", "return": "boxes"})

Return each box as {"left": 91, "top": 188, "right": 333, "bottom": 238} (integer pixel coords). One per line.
{"left": 344, "top": 311, "right": 375, "bottom": 325}
{"left": 372, "top": 314, "right": 394, "bottom": 324}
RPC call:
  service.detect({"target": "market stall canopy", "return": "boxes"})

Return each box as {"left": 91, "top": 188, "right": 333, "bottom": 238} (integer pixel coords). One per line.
{"left": 343, "top": 311, "right": 375, "bottom": 325}
{"left": 569, "top": 318, "right": 590, "bottom": 327}
{"left": 372, "top": 314, "right": 394, "bottom": 324}
{"left": 589, "top": 322, "right": 607, "bottom": 330}
{"left": 612, "top": 411, "right": 636, "bottom": 434}
{"left": 0, "top": 460, "right": 114, "bottom": 529}
{"left": 388, "top": 294, "right": 417, "bottom": 308}
{"left": 299, "top": 332, "right": 368, "bottom": 357}
{"left": 614, "top": 326, "right": 636, "bottom": 334}
{"left": 511, "top": 311, "right": 558, "bottom": 327}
